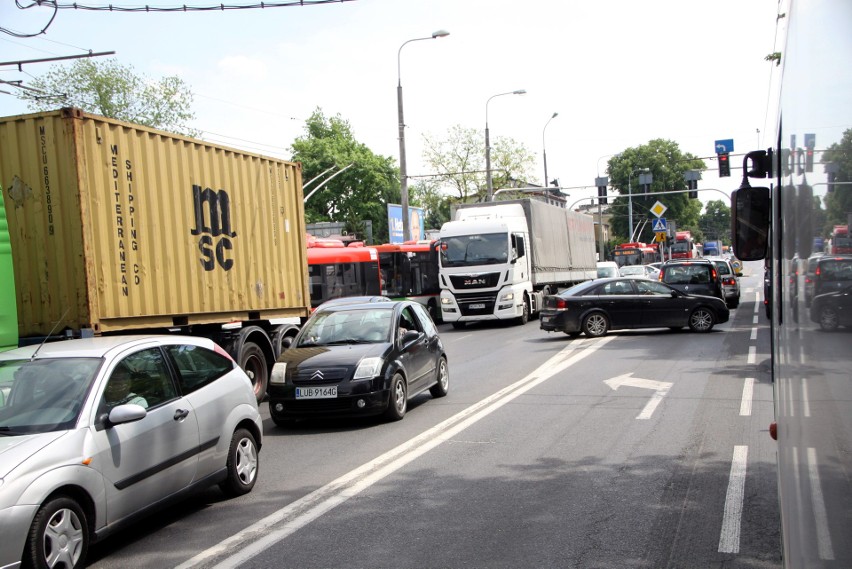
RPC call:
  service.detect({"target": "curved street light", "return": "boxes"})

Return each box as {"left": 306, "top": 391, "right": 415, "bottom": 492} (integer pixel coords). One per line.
{"left": 485, "top": 89, "right": 526, "bottom": 202}
{"left": 397, "top": 29, "right": 449, "bottom": 242}
{"left": 542, "top": 112, "right": 558, "bottom": 189}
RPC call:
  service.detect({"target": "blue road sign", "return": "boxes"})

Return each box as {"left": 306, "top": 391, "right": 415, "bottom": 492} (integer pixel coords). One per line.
{"left": 652, "top": 218, "right": 667, "bottom": 232}
{"left": 714, "top": 139, "right": 734, "bottom": 154}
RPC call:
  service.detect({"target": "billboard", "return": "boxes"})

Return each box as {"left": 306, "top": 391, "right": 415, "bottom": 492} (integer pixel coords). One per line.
{"left": 387, "top": 204, "right": 425, "bottom": 244}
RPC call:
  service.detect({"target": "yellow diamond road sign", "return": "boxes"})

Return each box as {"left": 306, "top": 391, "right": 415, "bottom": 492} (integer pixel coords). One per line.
{"left": 651, "top": 201, "right": 667, "bottom": 217}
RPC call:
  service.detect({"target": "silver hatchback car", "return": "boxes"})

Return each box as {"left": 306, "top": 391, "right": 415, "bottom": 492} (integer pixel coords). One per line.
{"left": 0, "top": 335, "right": 262, "bottom": 569}
{"left": 706, "top": 256, "right": 741, "bottom": 308}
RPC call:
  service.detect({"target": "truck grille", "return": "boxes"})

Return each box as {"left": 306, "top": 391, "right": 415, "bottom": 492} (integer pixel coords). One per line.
{"left": 449, "top": 272, "right": 501, "bottom": 289}
{"left": 454, "top": 292, "right": 498, "bottom": 316}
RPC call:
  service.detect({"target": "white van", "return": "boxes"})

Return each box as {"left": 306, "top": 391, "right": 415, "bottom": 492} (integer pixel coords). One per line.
{"left": 596, "top": 261, "right": 619, "bottom": 278}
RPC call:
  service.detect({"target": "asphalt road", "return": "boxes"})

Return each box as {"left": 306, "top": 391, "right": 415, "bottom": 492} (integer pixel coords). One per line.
{"left": 87, "top": 261, "right": 781, "bottom": 569}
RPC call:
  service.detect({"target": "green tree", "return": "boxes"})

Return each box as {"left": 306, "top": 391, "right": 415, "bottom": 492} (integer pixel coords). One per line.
{"left": 292, "top": 109, "right": 399, "bottom": 243}
{"left": 698, "top": 200, "right": 731, "bottom": 244}
{"left": 422, "top": 124, "right": 536, "bottom": 203}
{"left": 822, "top": 128, "right": 852, "bottom": 232}
{"left": 409, "top": 179, "right": 451, "bottom": 232}
{"left": 20, "top": 58, "right": 198, "bottom": 136}
{"left": 606, "top": 139, "right": 705, "bottom": 243}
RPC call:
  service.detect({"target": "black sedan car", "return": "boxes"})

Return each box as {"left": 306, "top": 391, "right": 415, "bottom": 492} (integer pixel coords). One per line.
{"left": 810, "top": 284, "right": 852, "bottom": 331}
{"left": 268, "top": 300, "right": 448, "bottom": 425}
{"left": 540, "top": 277, "right": 730, "bottom": 337}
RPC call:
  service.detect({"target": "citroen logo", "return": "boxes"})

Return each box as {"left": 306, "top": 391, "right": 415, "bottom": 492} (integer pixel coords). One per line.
{"left": 310, "top": 370, "right": 325, "bottom": 381}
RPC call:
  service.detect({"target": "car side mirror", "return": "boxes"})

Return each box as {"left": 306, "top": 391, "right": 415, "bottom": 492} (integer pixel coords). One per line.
{"left": 401, "top": 330, "right": 421, "bottom": 345}
{"left": 671, "top": 290, "right": 678, "bottom": 298}
{"left": 106, "top": 403, "right": 147, "bottom": 427}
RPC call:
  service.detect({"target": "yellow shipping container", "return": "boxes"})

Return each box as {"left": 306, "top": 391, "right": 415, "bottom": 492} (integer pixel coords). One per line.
{"left": 0, "top": 108, "right": 310, "bottom": 338}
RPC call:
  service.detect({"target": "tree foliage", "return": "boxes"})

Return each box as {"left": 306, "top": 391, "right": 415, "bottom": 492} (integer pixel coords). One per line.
{"left": 421, "top": 124, "right": 536, "bottom": 203}
{"left": 605, "top": 139, "right": 705, "bottom": 243}
{"left": 20, "top": 58, "right": 198, "bottom": 136}
{"left": 821, "top": 128, "right": 852, "bottom": 233}
{"left": 292, "top": 109, "right": 399, "bottom": 243}
{"left": 698, "top": 200, "right": 731, "bottom": 244}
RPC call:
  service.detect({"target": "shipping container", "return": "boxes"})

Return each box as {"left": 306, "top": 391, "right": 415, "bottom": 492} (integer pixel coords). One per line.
{"left": 0, "top": 107, "right": 310, "bottom": 399}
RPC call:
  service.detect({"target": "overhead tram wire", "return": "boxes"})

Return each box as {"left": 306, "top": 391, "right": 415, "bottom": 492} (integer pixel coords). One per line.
{"left": 14, "top": 0, "right": 356, "bottom": 12}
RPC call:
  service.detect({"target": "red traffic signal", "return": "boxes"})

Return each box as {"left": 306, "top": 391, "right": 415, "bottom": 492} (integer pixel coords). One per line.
{"left": 718, "top": 153, "right": 731, "bottom": 177}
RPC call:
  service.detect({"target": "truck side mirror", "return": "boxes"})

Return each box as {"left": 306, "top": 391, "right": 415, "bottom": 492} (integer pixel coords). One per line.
{"left": 731, "top": 185, "right": 770, "bottom": 261}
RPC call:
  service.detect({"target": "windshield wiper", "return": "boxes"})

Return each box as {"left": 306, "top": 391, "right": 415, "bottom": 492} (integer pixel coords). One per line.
{"left": 0, "top": 426, "right": 27, "bottom": 436}
{"left": 327, "top": 338, "right": 373, "bottom": 345}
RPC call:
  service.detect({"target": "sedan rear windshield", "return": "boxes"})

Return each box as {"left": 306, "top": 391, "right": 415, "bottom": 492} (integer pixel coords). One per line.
{"left": 662, "top": 265, "right": 712, "bottom": 285}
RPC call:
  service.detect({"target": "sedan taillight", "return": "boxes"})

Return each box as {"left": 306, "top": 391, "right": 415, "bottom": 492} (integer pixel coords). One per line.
{"left": 555, "top": 298, "right": 568, "bottom": 310}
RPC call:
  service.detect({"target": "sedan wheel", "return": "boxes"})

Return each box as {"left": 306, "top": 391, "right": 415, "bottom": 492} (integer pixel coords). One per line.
{"left": 582, "top": 312, "right": 609, "bottom": 337}
{"left": 26, "top": 496, "right": 89, "bottom": 569}
{"left": 429, "top": 357, "right": 449, "bottom": 398}
{"left": 384, "top": 373, "right": 407, "bottom": 421}
{"left": 688, "top": 307, "right": 715, "bottom": 332}
{"left": 818, "top": 306, "right": 839, "bottom": 331}
{"left": 219, "top": 428, "right": 259, "bottom": 496}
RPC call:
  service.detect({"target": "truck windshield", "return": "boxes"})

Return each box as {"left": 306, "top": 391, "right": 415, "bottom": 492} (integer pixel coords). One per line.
{"left": 440, "top": 233, "right": 508, "bottom": 268}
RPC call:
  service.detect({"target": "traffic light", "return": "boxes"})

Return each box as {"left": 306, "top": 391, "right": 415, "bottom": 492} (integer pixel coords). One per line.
{"left": 688, "top": 179, "right": 698, "bottom": 199}
{"left": 718, "top": 153, "right": 731, "bottom": 177}
{"left": 805, "top": 148, "right": 814, "bottom": 172}
{"left": 595, "top": 176, "right": 608, "bottom": 205}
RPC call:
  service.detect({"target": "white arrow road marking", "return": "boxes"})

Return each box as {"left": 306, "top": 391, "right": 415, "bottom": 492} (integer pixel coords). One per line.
{"left": 604, "top": 373, "right": 673, "bottom": 420}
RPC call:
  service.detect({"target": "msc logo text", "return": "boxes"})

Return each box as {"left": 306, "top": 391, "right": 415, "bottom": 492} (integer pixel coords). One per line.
{"left": 191, "top": 185, "right": 237, "bottom": 271}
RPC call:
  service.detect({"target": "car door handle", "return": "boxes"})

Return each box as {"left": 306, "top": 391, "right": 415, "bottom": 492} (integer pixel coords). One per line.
{"left": 174, "top": 408, "right": 190, "bottom": 421}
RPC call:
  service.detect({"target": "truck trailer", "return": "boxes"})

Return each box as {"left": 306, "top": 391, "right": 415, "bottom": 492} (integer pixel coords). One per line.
{"left": 437, "top": 198, "right": 596, "bottom": 327}
{"left": 0, "top": 108, "right": 311, "bottom": 400}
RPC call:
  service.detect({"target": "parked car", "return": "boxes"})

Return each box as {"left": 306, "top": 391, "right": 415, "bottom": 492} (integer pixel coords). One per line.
{"left": 596, "top": 261, "right": 619, "bottom": 278}
{"left": 0, "top": 335, "right": 262, "bottom": 569}
{"left": 268, "top": 299, "right": 448, "bottom": 425}
{"left": 658, "top": 259, "right": 724, "bottom": 301}
{"left": 539, "top": 277, "right": 729, "bottom": 337}
{"left": 704, "top": 257, "right": 741, "bottom": 308}
{"left": 810, "top": 283, "right": 852, "bottom": 331}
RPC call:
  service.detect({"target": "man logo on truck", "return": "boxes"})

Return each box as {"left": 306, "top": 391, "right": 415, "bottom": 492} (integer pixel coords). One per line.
{"left": 191, "top": 185, "right": 237, "bottom": 272}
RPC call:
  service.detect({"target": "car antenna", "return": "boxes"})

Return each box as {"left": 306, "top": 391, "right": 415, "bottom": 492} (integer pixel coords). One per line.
{"left": 30, "top": 308, "right": 71, "bottom": 361}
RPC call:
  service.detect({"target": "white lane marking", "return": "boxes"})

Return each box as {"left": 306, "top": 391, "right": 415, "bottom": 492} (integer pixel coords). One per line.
{"left": 750, "top": 327, "right": 758, "bottom": 341}
{"left": 807, "top": 447, "right": 835, "bottom": 560}
{"left": 752, "top": 315, "right": 759, "bottom": 325}
{"left": 747, "top": 346, "right": 756, "bottom": 365}
{"left": 802, "top": 378, "right": 811, "bottom": 418}
{"left": 604, "top": 373, "right": 673, "bottom": 420}
{"left": 177, "top": 336, "right": 616, "bottom": 569}
{"left": 718, "top": 445, "right": 748, "bottom": 553}
{"left": 740, "top": 378, "right": 754, "bottom": 416}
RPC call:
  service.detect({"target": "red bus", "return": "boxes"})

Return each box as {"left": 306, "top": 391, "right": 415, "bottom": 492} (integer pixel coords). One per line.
{"left": 306, "top": 237, "right": 382, "bottom": 309}
{"left": 373, "top": 241, "right": 442, "bottom": 322}
{"left": 611, "top": 242, "right": 657, "bottom": 267}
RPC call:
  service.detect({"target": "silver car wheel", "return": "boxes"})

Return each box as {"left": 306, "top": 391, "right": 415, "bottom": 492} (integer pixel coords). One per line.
{"left": 583, "top": 313, "right": 608, "bottom": 337}
{"left": 235, "top": 435, "right": 259, "bottom": 486}
{"left": 689, "top": 308, "right": 714, "bottom": 332}
{"left": 43, "top": 506, "right": 85, "bottom": 568}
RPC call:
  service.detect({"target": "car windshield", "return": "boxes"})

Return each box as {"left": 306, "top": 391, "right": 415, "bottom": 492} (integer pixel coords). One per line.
{"left": 297, "top": 308, "right": 394, "bottom": 346}
{"left": 0, "top": 357, "right": 102, "bottom": 434}
{"left": 663, "top": 264, "right": 711, "bottom": 285}
{"left": 440, "top": 233, "right": 508, "bottom": 267}
{"left": 619, "top": 266, "right": 645, "bottom": 276}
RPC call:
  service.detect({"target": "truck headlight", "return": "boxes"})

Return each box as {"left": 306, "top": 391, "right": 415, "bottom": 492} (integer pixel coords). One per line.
{"left": 500, "top": 291, "right": 515, "bottom": 301}
{"left": 441, "top": 297, "right": 453, "bottom": 305}
{"left": 354, "top": 357, "right": 383, "bottom": 380}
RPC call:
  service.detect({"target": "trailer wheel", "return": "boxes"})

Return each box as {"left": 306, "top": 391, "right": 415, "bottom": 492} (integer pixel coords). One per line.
{"left": 239, "top": 341, "right": 268, "bottom": 403}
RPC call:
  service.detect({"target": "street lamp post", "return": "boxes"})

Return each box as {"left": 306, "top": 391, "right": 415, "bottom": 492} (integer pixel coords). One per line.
{"left": 485, "top": 89, "right": 526, "bottom": 202}
{"left": 542, "top": 112, "right": 558, "bottom": 188}
{"left": 628, "top": 167, "right": 650, "bottom": 242}
{"left": 397, "top": 29, "right": 449, "bottom": 242}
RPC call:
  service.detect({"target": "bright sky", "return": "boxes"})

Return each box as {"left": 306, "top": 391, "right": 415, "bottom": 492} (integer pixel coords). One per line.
{"left": 0, "top": 0, "right": 782, "bottom": 208}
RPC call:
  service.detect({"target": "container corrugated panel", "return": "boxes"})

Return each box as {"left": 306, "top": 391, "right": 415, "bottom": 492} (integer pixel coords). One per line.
{"left": 0, "top": 108, "right": 309, "bottom": 337}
